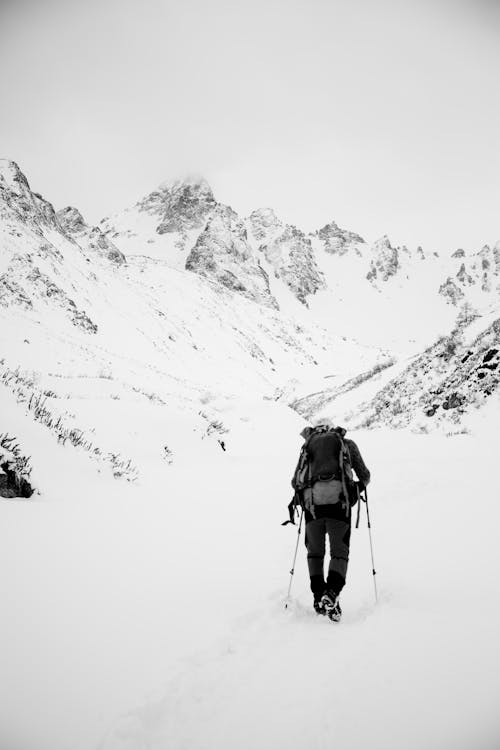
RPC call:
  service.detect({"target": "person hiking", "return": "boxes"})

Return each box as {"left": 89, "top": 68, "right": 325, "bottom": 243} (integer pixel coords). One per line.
{"left": 290, "top": 416, "right": 371, "bottom": 621}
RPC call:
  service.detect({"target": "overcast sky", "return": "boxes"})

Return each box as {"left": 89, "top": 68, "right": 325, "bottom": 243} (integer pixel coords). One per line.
{"left": 1, "top": 0, "right": 499, "bottom": 252}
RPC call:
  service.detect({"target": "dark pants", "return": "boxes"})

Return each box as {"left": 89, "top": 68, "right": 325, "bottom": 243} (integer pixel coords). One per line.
{"left": 305, "top": 516, "right": 351, "bottom": 598}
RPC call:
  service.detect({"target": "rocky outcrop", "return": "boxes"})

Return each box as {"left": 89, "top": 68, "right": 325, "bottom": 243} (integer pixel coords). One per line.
{"left": 248, "top": 208, "right": 282, "bottom": 245}
{"left": 0, "top": 159, "right": 60, "bottom": 231}
{"left": 0, "top": 275, "right": 33, "bottom": 309}
{"left": 57, "top": 206, "right": 126, "bottom": 265}
{"left": 0, "top": 434, "right": 34, "bottom": 499}
{"left": 248, "top": 209, "right": 325, "bottom": 305}
{"left": 351, "top": 316, "right": 500, "bottom": 429}
{"left": 57, "top": 206, "right": 87, "bottom": 234}
{"left": 456, "top": 263, "right": 474, "bottom": 286}
{"left": 366, "top": 236, "right": 400, "bottom": 282}
{"left": 262, "top": 225, "right": 325, "bottom": 305}
{"left": 26, "top": 266, "right": 98, "bottom": 332}
{"left": 156, "top": 176, "right": 216, "bottom": 235}
{"left": 315, "top": 220, "right": 365, "bottom": 256}
{"left": 444, "top": 244, "right": 500, "bottom": 298}
{"left": 185, "top": 205, "right": 278, "bottom": 308}
{"left": 100, "top": 176, "right": 216, "bottom": 259}
{"left": 468, "top": 244, "right": 500, "bottom": 293}
{"left": 439, "top": 277, "right": 465, "bottom": 305}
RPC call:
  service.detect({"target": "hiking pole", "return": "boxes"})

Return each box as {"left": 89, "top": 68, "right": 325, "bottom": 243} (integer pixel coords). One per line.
{"left": 364, "top": 488, "right": 378, "bottom": 604}
{"left": 284, "top": 506, "right": 304, "bottom": 609}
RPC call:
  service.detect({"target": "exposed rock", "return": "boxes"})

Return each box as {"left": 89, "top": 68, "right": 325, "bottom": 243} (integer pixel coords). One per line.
{"left": 456, "top": 263, "right": 474, "bottom": 286}
{"left": 0, "top": 462, "right": 33, "bottom": 498}
{"left": 57, "top": 206, "right": 87, "bottom": 234}
{"left": 57, "top": 206, "right": 126, "bottom": 265}
{"left": 452, "top": 248, "right": 465, "bottom": 259}
{"left": 315, "top": 220, "right": 365, "bottom": 256}
{"left": 157, "top": 176, "right": 216, "bottom": 235}
{"left": 366, "top": 236, "right": 399, "bottom": 282}
{"left": 248, "top": 208, "right": 282, "bottom": 245}
{"left": 0, "top": 275, "right": 33, "bottom": 309}
{"left": 439, "top": 277, "right": 465, "bottom": 305}
{"left": 0, "top": 435, "right": 34, "bottom": 499}
{"left": 261, "top": 224, "right": 325, "bottom": 304}
{"left": 185, "top": 204, "right": 278, "bottom": 308}
{"left": 135, "top": 185, "right": 171, "bottom": 217}
{"left": 27, "top": 266, "right": 98, "bottom": 332}
{"left": 87, "top": 228, "right": 126, "bottom": 265}
{"left": 247, "top": 209, "right": 326, "bottom": 304}
{"left": 0, "top": 159, "right": 60, "bottom": 230}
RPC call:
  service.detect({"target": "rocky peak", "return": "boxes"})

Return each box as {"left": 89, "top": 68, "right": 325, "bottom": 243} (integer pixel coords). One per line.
{"left": 262, "top": 224, "right": 326, "bottom": 305}
{"left": 366, "top": 235, "right": 399, "bottom": 283}
{"left": 248, "top": 208, "right": 283, "bottom": 245}
{"left": 0, "top": 159, "right": 30, "bottom": 194}
{"left": 156, "top": 175, "right": 216, "bottom": 235}
{"left": 315, "top": 220, "right": 365, "bottom": 256}
{"left": 185, "top": 204, "right": 277, "bottom": 308}
{"left": 0, "top": 160, "right": 59, "bottom": 230}
{"left": 452, "top": 248, "right": 466, "bottom": 259}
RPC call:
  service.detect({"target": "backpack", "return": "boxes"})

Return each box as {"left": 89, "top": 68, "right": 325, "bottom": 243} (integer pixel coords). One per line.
{"left": 289, "top": 426, "right": 358, "bottom": 521}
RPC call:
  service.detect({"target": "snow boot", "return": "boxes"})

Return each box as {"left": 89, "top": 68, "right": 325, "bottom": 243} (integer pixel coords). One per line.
{"left": 321, "top": 589, "right": 342, "bottom": 622}
{"left": 313, "top": 595, "right": 326, "bottom": 615}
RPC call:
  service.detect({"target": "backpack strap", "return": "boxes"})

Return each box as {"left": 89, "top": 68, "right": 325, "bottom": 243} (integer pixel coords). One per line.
{"left": 337, "top": 435, "right": 350, "bottom": 515}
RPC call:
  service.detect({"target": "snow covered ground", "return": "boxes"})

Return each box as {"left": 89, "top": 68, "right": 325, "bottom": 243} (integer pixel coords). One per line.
{"left": 1, "top": 393, "right": 499, "bottom": 750}
{"left": 1, "top": 158, "right": 499, "bottom": 750}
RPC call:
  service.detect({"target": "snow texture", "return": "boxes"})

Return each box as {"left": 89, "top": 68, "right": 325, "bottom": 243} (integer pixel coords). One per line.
{"left": 1, "top": 160, "right": 499, "bottom": 750}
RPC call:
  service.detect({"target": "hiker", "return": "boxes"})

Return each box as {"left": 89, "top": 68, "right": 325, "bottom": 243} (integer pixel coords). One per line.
{"left": 290, "top": 416, "right": 370, "bottom": 620}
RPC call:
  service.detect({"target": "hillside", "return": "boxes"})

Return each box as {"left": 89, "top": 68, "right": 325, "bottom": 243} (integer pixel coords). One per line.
{"left": 1, "top": 157, "right": 500, "bottom": 750}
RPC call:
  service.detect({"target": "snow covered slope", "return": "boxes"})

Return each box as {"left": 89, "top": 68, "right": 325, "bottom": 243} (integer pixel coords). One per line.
{"left": 1, "top": 156, "right": 500, "bottom": 750}
{"left": 1, "top": 390, "right": 499, "bottom": 750}
{"left": 99, "top": 175, "right": 215, "bottom": 267}
{"left": 100, "top": 167, "right": 500, "bottom": 355}
{"left": 1, "top": 159, "right": 387, "bottom": 487}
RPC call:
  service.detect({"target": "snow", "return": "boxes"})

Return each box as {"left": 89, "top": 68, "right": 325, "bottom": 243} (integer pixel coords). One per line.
{"left": 1, "top": 387, "right": 499, "bottom": 750}
{"left": 2, "top": 161, "right": 500, "bottom": 750}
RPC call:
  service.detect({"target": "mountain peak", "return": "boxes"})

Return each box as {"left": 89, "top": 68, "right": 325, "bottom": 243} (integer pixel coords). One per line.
{"left": 315, "top": 220, "right": 365, "bottom": 256}
{"left": 0, "top": 159, "right": 30, "bottom": 194}
{"left": 159, "top": 174, "right": 213, "bottom": 196}
{"left": 156, "top": 174, "right": 216, "bottom": 235}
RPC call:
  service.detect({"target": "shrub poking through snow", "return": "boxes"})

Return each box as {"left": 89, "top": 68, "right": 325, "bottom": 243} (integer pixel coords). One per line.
{"left": 162, "top": 445, "right": 173, "bottom": 464}
{"left": 199, "top": 410, "right": 228, "bottom": 439}
{"left": 0, "top": 364, "right": 138, "bottom": 482}
{"left": 0, "top": 433, "right": 34, "bottom": 498}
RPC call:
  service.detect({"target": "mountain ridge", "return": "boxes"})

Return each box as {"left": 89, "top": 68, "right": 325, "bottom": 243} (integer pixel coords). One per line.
{"left": 1, "top": 158, "right": 499, "bottom": 442}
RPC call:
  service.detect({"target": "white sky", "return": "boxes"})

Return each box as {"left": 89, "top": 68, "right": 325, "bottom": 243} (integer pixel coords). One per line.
{"left": 1, "top": 0, "right": 499, "bottom": 252}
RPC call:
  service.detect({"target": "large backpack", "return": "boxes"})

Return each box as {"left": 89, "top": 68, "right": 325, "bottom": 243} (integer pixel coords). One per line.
{"left": 290, "top": 426, "right": 358, "bottom": 520}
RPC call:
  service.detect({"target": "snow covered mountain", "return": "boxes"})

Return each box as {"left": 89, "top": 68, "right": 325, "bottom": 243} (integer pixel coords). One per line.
{"left": 2, "top": 158, "right": 500, "bottom": 750}
{"left": 2, "top": 157, "right": 499, "bottom": 461}
{"left": 99, "top": 166, "right": 500, "bottom": 346}
{"left": 1, "top": 158, "right": 387, "bottom": 486}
